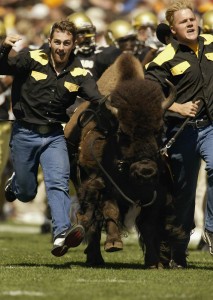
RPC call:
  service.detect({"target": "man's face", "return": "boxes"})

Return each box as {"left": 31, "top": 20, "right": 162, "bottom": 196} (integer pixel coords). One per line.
{"left": 75, "top": 30, "right": 96, "bottom": 54}
{"left": 48, "top": 29, "right": 75, "bottom": 66}
{"left": 171, "top": 8, "right": 198, "bottom": 46}
{"left": 117, "top": 35, "right": 138, "bottom": 53}
{"left": 137, "top": 26, "right": 155, "bottom": 42}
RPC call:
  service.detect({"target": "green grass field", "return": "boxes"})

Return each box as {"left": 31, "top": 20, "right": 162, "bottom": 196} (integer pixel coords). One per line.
{"left": 0, "top": 223, "right": 213, "bottom": 300}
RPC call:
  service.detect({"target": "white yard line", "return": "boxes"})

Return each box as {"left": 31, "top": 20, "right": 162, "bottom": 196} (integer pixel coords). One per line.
{"left": 2, "top": 290, "right": 45, "bottom": 296}
{"left": 0, "top": 290, "right": 196, "bottom": 299}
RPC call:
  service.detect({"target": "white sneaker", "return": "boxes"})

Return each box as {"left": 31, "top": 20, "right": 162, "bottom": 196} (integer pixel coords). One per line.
{"left": 5, "top": 173, "right": 16, "bottom": 202}
{"left": 51, "top": 224, "right": 85, "bottom": 257}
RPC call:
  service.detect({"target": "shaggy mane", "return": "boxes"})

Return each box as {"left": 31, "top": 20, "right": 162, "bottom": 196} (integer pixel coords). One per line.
{"left": 111, "top": 78, "right": 164, "bottom": 136}
{"left": 97, "top": 52, "right": 144, "bottom": 96}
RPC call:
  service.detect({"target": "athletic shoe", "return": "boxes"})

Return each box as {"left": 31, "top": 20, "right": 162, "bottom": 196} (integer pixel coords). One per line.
{"left": 51, "top": 224, "right": 85, "bottom": 257}
{"left": 5, "top": 173, "right": 16, "bottom": 202}
{"left": 202, "top": 229, "right": 213, "bottom": 255}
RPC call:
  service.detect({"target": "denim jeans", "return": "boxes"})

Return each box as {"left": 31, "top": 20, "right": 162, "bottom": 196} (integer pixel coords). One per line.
{"left": 10, "top": 121, "right": 72, "bottom": 238}
{"left": 166, "top": 123, "right": 213, "bottom": 255}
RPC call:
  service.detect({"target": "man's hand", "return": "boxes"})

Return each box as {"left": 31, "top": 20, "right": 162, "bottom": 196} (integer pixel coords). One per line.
{"left": 168, "top": 100, "right": 201, "bottom": 117}
{"left": 3, "top": 35, "right": 22, "bottom": 48}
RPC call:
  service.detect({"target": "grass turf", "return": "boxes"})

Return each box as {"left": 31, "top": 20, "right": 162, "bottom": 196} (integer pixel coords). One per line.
{"left": 0, "top": 224, "right": 213, "bottom": 300}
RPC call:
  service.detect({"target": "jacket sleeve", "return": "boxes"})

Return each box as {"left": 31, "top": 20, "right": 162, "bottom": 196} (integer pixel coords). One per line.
{"left": 78, "top": 72, "right": 103, "bottom": 103}
{"left": 0, "top": 44, "right": 14, "bottom": 75}
{"left": 0, "top": 46, "right": 31, "bottom": 76}
{"left": 145, "top": 61, "right": 173, "bottom": 97}
{"left": 0, "top": 44, "right": 12, "bottom": 60}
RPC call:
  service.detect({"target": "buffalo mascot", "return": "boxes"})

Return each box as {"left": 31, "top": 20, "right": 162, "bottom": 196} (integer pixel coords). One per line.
{"left": 64, "top": 53, "right": 185, "bottom": 268}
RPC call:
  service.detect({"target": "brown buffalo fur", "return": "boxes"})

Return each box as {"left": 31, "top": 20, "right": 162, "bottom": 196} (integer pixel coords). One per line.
{"left": 64, "top": 53, "right": 145, "bottom": 143}
{"left": 65, "top": 53, "right": 164, "bottom": 167}
{"left": 97, "top": 53, "right": 144, "bottom": 96}
{"left": 111, "top": 79, "right": 164, "bottom": 137}
{"left": 65, "top": 52, "right": 185, "bottom": 268}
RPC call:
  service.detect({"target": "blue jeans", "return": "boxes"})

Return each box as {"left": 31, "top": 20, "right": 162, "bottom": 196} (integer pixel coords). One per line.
{"left": 10, "top": 121, "right": 72, "bottom": 238}
{"left": 166, "top": 123, "right": 213, "bottom": 255}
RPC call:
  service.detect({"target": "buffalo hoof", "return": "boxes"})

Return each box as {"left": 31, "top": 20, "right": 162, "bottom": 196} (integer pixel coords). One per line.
{"left": 104, "top": 240, "right": 123, "bottom": 252}
{"left": 86, "top": 257, "right": 105, "bottom": 267}
{"left": 146, "top": 265, "right": 158, "bottom": 269}
{"left": 84, "top": 247, "right": 105, "bottom": 266}
{"left": 145, "top": 262, "right": 168, "bottom": 269}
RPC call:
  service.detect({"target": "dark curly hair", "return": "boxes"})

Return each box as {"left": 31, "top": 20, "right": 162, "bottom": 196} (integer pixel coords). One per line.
{"left": 49, "top": 20, "right": 77, "bottom": 41}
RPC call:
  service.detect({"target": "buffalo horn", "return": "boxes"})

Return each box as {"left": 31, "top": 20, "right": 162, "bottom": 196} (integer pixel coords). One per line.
{"left": 161, "top": 79, "right": 176, "bottom": 111}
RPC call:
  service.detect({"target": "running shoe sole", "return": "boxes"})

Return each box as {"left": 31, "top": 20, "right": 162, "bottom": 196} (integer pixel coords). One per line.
{"left": 51, "top": 245, "right": 68, "bottom": 257}
{"left": 51, "top": 225, "right": 85, "bottom": 257}
{"left": 65, "top": 225, "right": 85, "bottom": 248}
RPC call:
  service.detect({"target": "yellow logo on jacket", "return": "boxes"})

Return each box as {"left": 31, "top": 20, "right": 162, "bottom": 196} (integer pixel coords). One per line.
{"left": 30, "top": 50, "right": 48, "bottom": 65}
{"left": 31, "top": 70, "right": 47, "bottom": 80}
{"left": 70, "top": 68, "right": 88, "bottom": 77}
{"left": 64, "top": 82, "right": 79, "bottom": 92}
{"left": 205, "top": 53, "right": 213, "bottom": 60}
{"left": 201, "top": 34, "right": 213, "bottom": 45}
{"left": 170, "top": 61, "right": 190, "bottom": 76}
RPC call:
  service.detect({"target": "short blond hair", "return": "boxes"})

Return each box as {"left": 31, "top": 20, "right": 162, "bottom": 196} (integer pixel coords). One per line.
{"left": 166, "top": 0, "right": 194, "bottom": 25}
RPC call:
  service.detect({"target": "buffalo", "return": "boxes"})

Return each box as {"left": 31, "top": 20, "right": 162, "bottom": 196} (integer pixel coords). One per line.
{"left": 64, "top": 53, "right": 185, "bottom": 268}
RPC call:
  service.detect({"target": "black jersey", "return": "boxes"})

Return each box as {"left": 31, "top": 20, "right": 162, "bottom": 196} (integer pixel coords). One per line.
{"left": 93, "top": 45, "right": 152, "bottom": 81}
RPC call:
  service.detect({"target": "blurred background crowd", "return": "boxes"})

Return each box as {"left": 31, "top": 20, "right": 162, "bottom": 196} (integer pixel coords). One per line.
{"left": 1, "top": 0, "right": 213, "bottom": 249}
{"left": 1, "top": 0, "right": 213, "bottom": 50}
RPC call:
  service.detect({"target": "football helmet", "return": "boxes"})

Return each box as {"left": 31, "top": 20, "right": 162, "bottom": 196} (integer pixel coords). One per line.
{"left": 67, "top": 12, "right": 96, "bottom": 54}
{"left": 105, "top": 19, "right": 138, "bottom": 53}
{"left": 201, "top": 10, "right": 213, "bottom": 33}
{"left": 132, "top": 11, "right": 158, "bottom": 30}
{"left": 132, "top": 11, "right": 158, "bottom": 45}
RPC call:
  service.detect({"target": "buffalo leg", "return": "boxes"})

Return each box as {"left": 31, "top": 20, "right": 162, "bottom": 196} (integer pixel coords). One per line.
{"left": 136, "top": 208, "right": 160, "bottom": 268}
{"left": 84, "top": 224, "right": 105, "bottom": 266}
{"left": 102, "top": 199, "right": 123, "bottom": 252}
